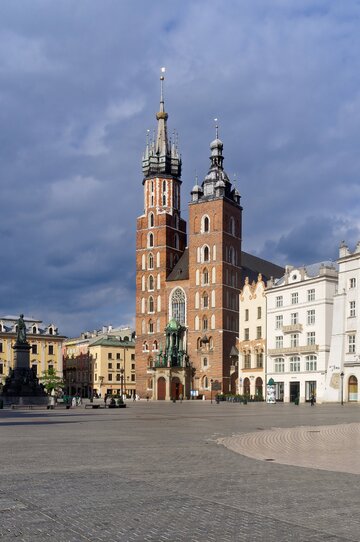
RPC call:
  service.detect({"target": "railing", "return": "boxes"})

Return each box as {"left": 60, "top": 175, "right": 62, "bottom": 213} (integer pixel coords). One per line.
{"left": 282, "top": 324, "right": 303, "bottom": 333}
{"left": 268, "top": 344, "right": 319, "bottom": 355}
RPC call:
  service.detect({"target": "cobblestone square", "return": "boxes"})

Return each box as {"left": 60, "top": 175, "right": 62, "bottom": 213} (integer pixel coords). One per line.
{"left": 0, "top": 402, "right": 359, "bottom": 541}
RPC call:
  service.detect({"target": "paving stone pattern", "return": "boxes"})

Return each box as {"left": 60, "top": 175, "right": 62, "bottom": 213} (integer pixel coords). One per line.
{"left": 0, "top": 402, "right": 359, "bottom": 541}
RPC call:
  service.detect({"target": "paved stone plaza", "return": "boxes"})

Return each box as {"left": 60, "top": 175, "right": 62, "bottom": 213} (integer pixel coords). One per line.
{"left": 0, "top": 402, "right": 359, "bottom": 541}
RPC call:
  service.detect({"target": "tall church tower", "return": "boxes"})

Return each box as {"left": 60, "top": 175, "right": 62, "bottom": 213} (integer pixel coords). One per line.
{"left": 135, "top": 72, "right": 186, "bottom": 396}
{"left": 188, "top": 127, "right": 242, "bottom": 395}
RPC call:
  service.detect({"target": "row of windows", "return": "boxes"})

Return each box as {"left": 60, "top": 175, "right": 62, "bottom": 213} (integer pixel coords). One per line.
{"left": 243, "top": 352, "right": 264, "bottom": 369}
{"left": 274, "top": 332, "right": 316, "bottom": 348}
{"left": 193, "top": 214, "right": 238, "bottom": 236}
{"left": 275, "top": 310, "right": 316, "bottom": 328}
{"left": 195, "top": 291, "right": 216, "bottom": 309}
{"left": 244, "top": 307, "right": 262, "bottom": 321}
{"left": 141, "top": 296, "right": 161, "bottom": 314}
{"left": 146, "top": 232, "right": 180, "bottom": 249}
{"left": 94, "top": 373, "right": 136, "bottom": 382}
{"left": 194, "top": 315, "right": 216, "bottom": 331}
{"left": 273, "top": 355, "right": 318, "bottom": 372}
{"left": 148, "top": 212, "right": 180, "bottom": 230}
{"left": 275, "top": 289, "right": 315, "bottom": 307}
{"left": 243, "top": 326, "right": 263, "bottom": 340}
{"left": 195, "top": 267, "right": 216, "bottom": 285}
{"left": 148, "top": 179, "right": 180, "bottom": 209}
{"left": 142, "top": 252, "right": 160, "bottom": 270}
{"left": 0, "top": 343, "right": 56, "bottom": 355}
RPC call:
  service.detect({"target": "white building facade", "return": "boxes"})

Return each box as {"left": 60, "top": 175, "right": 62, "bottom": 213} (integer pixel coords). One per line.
{"left": 238, "top": 274, "right": 266, "bottom": 399}
{"left": 266, "top": 263, "right": 338, "bottom": 403}
{"left": 324, "top": 242, "right": 360, "bottom": 403}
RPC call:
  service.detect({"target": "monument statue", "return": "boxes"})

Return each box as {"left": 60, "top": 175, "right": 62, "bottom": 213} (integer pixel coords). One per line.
{"left": 17, "top": 314, "right": 27, "bottom": 344}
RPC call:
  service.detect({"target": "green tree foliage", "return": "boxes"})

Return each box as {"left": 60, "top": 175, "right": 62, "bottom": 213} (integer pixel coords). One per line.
{"left": 41, "top": 368, "right": 64, "bottom": 394}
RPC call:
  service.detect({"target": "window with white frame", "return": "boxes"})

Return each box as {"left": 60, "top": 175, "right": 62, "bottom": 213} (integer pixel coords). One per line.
{"left": 276, "top": 296, "right": 283, "bottom": 308}
{"left": 202, "top": 268, "right": 209, "bottom": 285}
{"left": 307, "top": 309, "right": 315, "bottom": 325}
{"left": 148, "top": 253, "right": 154, "bottom": 270}
{"left": 203, "top": 245, "right": 210, "bottom": 262}
{"left": 149, "top": 213, "right": 154, "bottom": 228}
{"left": 291, "top": 312, "right": 298, "bottom": 325}
{"left": 202, "top": 215, "right": 210, "bottom": 233}
{"left": 202, "top": 357, "right": 208, "bottom": 368}
{"left": 275, "top": 336, "right": 283, "bottom": 349}
{"left": 203, "top": 316, "right": 208, "bottom": 331}
{"left": 244, "top": 328, "right": 249, "bottom": 340}
{"left": 349, "top": 301, "right": 356, "bottom": 318}
{"left": 291, "top": 292, "right": 299, "bottom": 305}
{"left": 307, "top": 289, "right": 315, "bottom": 302}
{"left": 257, "top": 306, "right": 261, "bottom": 319}
{"left": 256, "top": 326, "right": 262, "bottom": 339}
{"left": 148, "top": 275, "right": 154, "bottom": 291}
{"left": 148, "top": 320, "right": 154, "bottom": 334}
{"left": 290, "top": 356, "right": 300, "bottom": 372}
{"left": 290, "top": 334, "right": 299, "bottom": 348}
{"left": 245, "top": 309, "right": 249, "bottom": 321}
{"left": 148, "top": 233, "right": 154, "bottom": 248}
{"left": 350, "top": 277, "right": 356, "bottom": 289}
{"left": 348, "top": 334, "right": 356, "bottom": 353}
{"left": 244, "top": 353, "right": 251, "bottom": 368}
{"left": 256, "top": 352, "right": 263, "bottom": 368}
{"left": 307, "top": 332, "right": 316, "bottom": 345}
{"left": 275, "top": 315, "right": 283, "bottom": 329}
{"left": 202, "top": 292, "right": 209, "bottom": 309}
{"left": 306, "top": 355, "right": 317, "bottom": 371}
{"left": 148, "top": 296, "right": 154, "bottom": 313}
{"left": 274, "top": 358, "right": 285, "bottom": 372}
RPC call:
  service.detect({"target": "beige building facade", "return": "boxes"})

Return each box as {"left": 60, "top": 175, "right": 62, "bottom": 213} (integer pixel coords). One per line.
{"left": 238, "top": 275, "right": 267, "bottom": 398}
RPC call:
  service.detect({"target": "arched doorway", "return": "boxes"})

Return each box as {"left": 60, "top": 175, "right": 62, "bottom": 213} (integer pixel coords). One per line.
{"left": 348, "top": 375, "right": 358, "bottom": 402}
{"left": 171, "top": 377, "right": 183, "bottom": 400}
{"left": 157, "top": 377, "right": 166, "bottom": 400}
{"left": 255, "top": 377, "right": 263, "bottom": 398}
{"left": 243, "top": 377, "right": 250, "bottom": 397}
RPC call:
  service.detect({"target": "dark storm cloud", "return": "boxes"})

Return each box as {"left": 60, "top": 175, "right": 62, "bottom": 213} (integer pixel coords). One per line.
{"left": 1, "top": 0, "right": 360, "bottom": 335}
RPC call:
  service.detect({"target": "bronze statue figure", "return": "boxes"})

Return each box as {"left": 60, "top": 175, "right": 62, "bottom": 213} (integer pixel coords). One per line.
{"left": 17, "top": 314, "right": 27, "bottom": 344}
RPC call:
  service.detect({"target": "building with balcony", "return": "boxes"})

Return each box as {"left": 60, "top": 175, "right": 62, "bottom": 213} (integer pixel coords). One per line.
{"left": 0, "top": 315, "right": 65, "bottom": 387}
{"left": 266, "top": 262, "right": 338, "bottom": 403}
{"left": 324, "top": 242, "right": 360, "bottom": 402}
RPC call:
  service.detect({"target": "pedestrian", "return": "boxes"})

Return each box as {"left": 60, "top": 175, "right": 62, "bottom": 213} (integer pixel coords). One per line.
{"left": 146, "top": 395, "right": 149, "bottom": 402}
{"left": 179, "top": 393, "right": 183, "bottom": 403}
{"left": 310, "top": 393, "right": 315, "bottom": 406}
{"left": 104, "top": 394, "right": 108, "bottom": 405}
{"left": 71, "top": 396, "right": 77, "bottom": 408}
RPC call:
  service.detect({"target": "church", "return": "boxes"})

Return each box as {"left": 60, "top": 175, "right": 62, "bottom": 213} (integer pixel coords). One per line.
{"left": 135, "top": 75, "right": 283, "bottom": 400}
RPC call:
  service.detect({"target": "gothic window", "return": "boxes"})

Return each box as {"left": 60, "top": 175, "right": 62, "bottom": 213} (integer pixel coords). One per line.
{"left": 174, "top": 233, "right": 179, "bottom": 249}
{"left": 203, "top": 245, "right": 210, "bottom": 262}
{"left": 32, "top": 325, "right": 37, "bottom": 334}
{"left": 157, "top": 274, "right": 161, "bottom": 289}
{"left": 153, "top": 340, "right": 158, "bottom": 351}
{"left": 148, "top": 296, "right": 154, "bottom": 313}
{"left": 197, "top": 337, "right": 202, "bottom": 349}
{"left": 149, "top": 213, "right": 154, "bottom": 228}
{"left": 203, "top": 316, "right": 208, "bottom": 331}
{"left": 148, "top": 233, "right": 154, "bottom": 248}
{"left": 156, "top": 318, "right": 160, "bottom": 332}
{"left": 202, "top": 215, "right": 210, "bottom": 233}
{"left": 162, "top": 180, "right": 167, "bottom": 206}
{"left": 148, "top": 253, "right": 154, "bottom": 270}
{"left": 203, "top": 376, "right": 209, "bottom": 389}
{"left": 148, "top": 320, "right": 154, "bottom": 334}
{"left": 229, "top": 216, "right": 235, "bottom": 235}
{"left": 202, "top": 268, "right": 209, "bottom": 285}
{"left": 148, "top": 275, "right": 154, "bottom": 291}
{"left": 170, "top": 288, "right": 186, "bottom": 325}
{"left": 209, "top": 336, "right": 213, "bottom": 350}
{"left": 143, "top": 341, "right": 149, "bottom": 352}
{"left": 196, "top": 269, "right": 200, "bottom": 285}
{"left": 229, "top": 246, "right": 235, "bottom": 264}
{"left": 202, "top": 292, "right": 209, "bottom": 309}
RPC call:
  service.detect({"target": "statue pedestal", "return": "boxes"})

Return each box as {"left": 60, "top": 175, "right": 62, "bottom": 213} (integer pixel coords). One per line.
{"left": 0, "top": 342, "right": 48, "bottom": 406}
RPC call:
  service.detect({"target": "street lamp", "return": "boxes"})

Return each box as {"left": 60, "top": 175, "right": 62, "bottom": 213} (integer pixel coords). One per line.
{"left": 99, "top": 375, "right": 104, "bottom": 398}
{"left": 120, "top": 368, "right": 124, "bottom": 398}
{"left": 340, "top": 371, "right": 344, "bottom": 405}
{"left": 210, "top": 379, "right": 214, "bottom": 404}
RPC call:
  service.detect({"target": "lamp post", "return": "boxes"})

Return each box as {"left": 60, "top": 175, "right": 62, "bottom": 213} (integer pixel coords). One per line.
{"left": 210, "top": 379, "right": 213, "bottom": 404}
{"left": 120, "top": 368, "right": 124, "bottom": 398}
{"left": 99, "top": 375, "right": 104, "bottom": 398}
{"left": 340, "top": 371, "right": 344, "bottom": 405}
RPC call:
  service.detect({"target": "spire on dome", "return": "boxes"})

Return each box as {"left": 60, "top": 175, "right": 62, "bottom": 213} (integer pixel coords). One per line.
{"left": 142, "top": 68, "right": 181, "bottom": 178}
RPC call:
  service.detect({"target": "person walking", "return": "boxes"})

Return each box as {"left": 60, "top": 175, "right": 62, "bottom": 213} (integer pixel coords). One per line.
{"left": 310, "top": 393, "right": 315, "bottom": 406}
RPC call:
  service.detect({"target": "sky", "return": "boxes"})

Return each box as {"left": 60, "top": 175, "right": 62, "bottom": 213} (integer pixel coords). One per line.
{"left": 1, "top": 0, "right": 360, "bottom": 337}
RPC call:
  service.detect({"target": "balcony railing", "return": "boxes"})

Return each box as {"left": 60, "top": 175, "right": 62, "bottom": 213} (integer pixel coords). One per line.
{"left": 268, "top": 344, "right": 319, "bottom": 355}
{"left": 282, "top": 324, "right": 303, "bottom": 333}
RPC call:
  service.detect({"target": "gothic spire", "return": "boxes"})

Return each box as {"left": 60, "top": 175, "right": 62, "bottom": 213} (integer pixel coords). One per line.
{"left": 142, "top": 68, "right": 181, "bottom": 178}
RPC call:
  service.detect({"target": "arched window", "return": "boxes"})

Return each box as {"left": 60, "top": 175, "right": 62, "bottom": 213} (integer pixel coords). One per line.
{"left": 148, "top": 320, "right": 154, "bottom": 334}
{"left": 209, "top": 336, "right": 213, "bottom": 350}
{"left": 143, "top": 341, "right": 149, "bottom": 352}
{"left": 229, "top": 216, "right": 235, "bottom": 235}
{"left": 202, "top": 268, "right": 209, "bottom": 285}
{"left": 229, "top": 246, "right": 235, "bottom": 264}
{"left": 202, "top": 292, "right": 209, "bottom": 309}
{"left": 32, "top": 326, "right": 37, "bottom": 334}
{"left": 148, "top": 296, "right": 154, "bottom": 313}
{"left": 197, "top": 337, "right": 202, "bottom": 349}
{"left": 170, "top": 288, "right": 186, "bottom": 325}
{"left": 148, "top": 253, "right": 154, "bottom": 270}
{"left": 203, "top": 245, "right": 210, "bottom": 262}
{"left": 196, "top": 269, "right": 200, "bottom": 285}
{"left": 148, "top": 275, "right": 154, "bottom": 291}
{"left": 203, "top": 376, "right": 209, "bottom": 389}
{"left": 162, "top": 180, "right": 167, "bottom": 206}
{"left": 153, "top": 340, "right": 158, "bottom": 351}
{"left": 212, "top": 245, "right": 216, "bottom": 261}
{"left": 149, "top": 213, "right": 154, "bottom": 228}
{"left": 202, "top": 357, "right": 208, "bottom": 368}
{"left": 174, "top": 233, "right": 179, "bottom": 249}
{"left": 211, "top": 290, "right": 215, "bottom": 307}
{"left": 195, "top": 316, "right": 199, "bottom": 330}
{"left": 148, "top": 233, "right": 154, "bottom": 248}
{"left": 202, "top": 215, "right": 210, "bottom": 233}
{"left": 203, "top": 316, "right": 208, "bottom": 331}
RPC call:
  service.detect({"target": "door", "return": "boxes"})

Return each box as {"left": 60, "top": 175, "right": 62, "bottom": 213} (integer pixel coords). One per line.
{"left": 157, "top": 377, "right": 166, "bottom": 400}
{"left": 243, "top": 377, "right": 250, "bottom": 397}
{"left": 348, "top": 375, "right": 358, "bottom": 402}
{"left": 290, "top": 382, "right": 300, "bottom": 403}
{"left": 255, "top": 377, "right": 263, "bottom": 398}
{"left": 171, "top": 377, "right": 182, "bottom": 400}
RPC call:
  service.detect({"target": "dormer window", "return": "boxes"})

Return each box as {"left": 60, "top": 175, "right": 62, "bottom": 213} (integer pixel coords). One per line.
{"left": 49, "top": 327, "right": 53, "bottom": 335}
{"left": 32, "top": 326, "right": 37, "bottom": 334}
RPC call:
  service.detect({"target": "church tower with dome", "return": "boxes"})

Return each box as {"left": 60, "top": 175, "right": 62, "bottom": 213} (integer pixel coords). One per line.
{"left": 135, "top": 73, "right": 280, "bottom": 400}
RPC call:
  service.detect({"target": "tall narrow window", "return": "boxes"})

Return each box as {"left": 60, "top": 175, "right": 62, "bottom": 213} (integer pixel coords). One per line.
{"left": 171, "top": 288, "right": 186, "bottom": 325}
{"left": 148, "top": 296, "right": 154, "bottom": 313}
{"left": 148, "top": 275, "right": 154, "bottom": 291}
{"left": 148, "top": 233, "right": 154, "bottom": 248}
{"left": 203, "top": 245, "right": 210, "bottom": 262}
{"left": 148, "top": 253, "right": 154, "bottom": 270}
{"left": 149, "top": 213, "right": 154, "bottom": 228}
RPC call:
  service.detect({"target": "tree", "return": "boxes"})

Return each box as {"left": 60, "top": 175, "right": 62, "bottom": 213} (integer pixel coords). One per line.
{"left": 41, "top": 368, "right": 64, "bottom": 395}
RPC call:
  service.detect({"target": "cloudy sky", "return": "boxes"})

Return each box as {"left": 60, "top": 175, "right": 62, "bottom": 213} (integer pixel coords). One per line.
{"left": 1, "top": 0, "right": 360, "bottom": 337}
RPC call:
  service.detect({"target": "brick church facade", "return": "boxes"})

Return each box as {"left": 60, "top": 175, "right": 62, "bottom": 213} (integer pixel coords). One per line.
{"left": 135, "top": 75, "right": 282, "bottom": 400}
